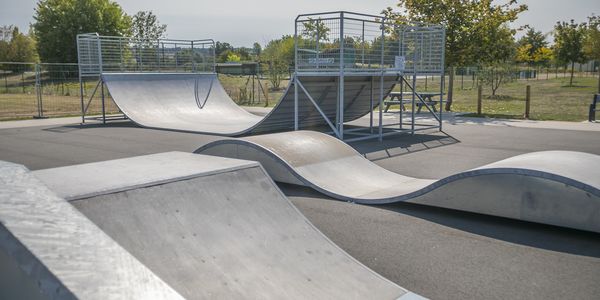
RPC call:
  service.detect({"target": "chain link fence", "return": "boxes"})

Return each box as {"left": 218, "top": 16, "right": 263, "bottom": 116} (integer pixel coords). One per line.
{"left": 0, "top": 62, "right": 120, "bottom": 120}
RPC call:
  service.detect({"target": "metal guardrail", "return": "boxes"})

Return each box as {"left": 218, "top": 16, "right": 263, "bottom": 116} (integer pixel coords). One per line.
{"left": 77, "top": 34, "right": 216, "bottom": 76}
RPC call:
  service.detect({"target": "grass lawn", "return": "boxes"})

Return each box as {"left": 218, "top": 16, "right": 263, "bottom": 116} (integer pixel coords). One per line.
{"left": 451, "top": 77, "right": 597, "bottom": 121}
{"left": 1, "top": 72, "right": 596, "bottom": 122}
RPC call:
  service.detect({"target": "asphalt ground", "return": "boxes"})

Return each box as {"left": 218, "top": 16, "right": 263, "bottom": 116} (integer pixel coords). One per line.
{"left": 0, "top": 118, "right": 599, "bottom": 299}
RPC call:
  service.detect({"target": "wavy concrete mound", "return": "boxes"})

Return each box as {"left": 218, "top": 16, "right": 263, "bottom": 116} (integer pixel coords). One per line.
{"left": 102, "top": 73, "right": 397, "bottom": 135}
{"left": 196, "top": 131, "right": 600, "bottom": 233}
{"left": 26, "top": 152, "right": 422, "bottom": 299}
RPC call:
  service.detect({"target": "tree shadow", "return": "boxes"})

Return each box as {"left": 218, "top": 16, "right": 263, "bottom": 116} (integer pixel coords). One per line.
{"left": 279, "top": 183, "right": 600, "bottom": 258}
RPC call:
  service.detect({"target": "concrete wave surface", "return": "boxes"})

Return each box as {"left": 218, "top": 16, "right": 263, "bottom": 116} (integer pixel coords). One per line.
{"left": 103, "top": 73, "right": 396, "bottom": 135}
{"left": 196, "top": 131, "right": 600, "bottom": 233}
{"left": 1, "top": 152, "right": 423, "bottom": 299}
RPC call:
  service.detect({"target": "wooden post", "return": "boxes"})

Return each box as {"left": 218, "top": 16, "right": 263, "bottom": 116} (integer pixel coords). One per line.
{"left": 525, "top": 85, "right": 531, "bottom": 119}
{"left": 477, "top": 85, "right": 482, "bottom": 115}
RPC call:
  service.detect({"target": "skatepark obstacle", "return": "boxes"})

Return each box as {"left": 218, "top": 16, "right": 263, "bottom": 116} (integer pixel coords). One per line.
{"left": 76, "top": 11, "right": 445, "bottom": 141}
{"left": 196, "top": 131, "right": 600, "bottom": 233}
{"left": 1, "top": 152, "right": 424, "bottom": 299}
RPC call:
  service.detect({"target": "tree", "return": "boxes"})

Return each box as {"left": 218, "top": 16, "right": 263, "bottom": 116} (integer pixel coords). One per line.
{"left": 33, "top": 0, "right": 131, "bottom": 63}
{"left": 554, "top": 19, "right": 587, "bottom": 86}
{"left": 0, "top": 26, "right": 38, "bottom": 66}
{"left": 131, "top": 11, "right": 167, "bottom": 41}
{"left": 215, "top": 41, "right": 234, "bottom": 59}
{"left": 517, "top": 28, "right": 548, "bottom": 61}
{"left": 253, "top": 42, "right": 262, "bottom": 58}
{"left": 479, "top": 63, "right": 515, "bottom": 97}
{"left": 261, "top": 35, "right": 294, "bottom": 89}
{"left": 301, "top": 18, "right": 330, "bottom": 43}
{"left": 226, "top": 52, "right": 241, "bottom": 62}
{"left": 584, "top": 15, "right": 600, "bottom": 93}
{"left": 383, "top": 0, "right": 527, "bottom": 111}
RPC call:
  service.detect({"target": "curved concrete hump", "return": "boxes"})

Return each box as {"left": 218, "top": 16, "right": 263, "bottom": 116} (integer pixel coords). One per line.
{"left": 33, "top": 152, "right": 422, "bottom": 299}
{"left": 0, "top": 161, "right": 184, "bottom": 300}
{"left": 102, "top": 73, "right": 397, "bottom": 135}
{"left": 196, "top": 131, "right": 600, "bottom": 233}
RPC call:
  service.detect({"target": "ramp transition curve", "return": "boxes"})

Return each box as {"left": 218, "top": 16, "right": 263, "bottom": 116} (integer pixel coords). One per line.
{"left": 196, "top": 131, "right": 600, "bottom": 233}
{"left": 26, "top": 152, "right": 422, "bottom": 299}
{"left": 102, "top": 73, "right": 397, "bottom": 135}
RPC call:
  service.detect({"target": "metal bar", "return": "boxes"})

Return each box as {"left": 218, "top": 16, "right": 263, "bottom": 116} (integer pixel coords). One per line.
{"left": 297, "top": 79, "right": 339, "bottom": 136}
{"left": 77, "top": 38, "right": 86, "bottom": 123}
{"left": 101, "top": 80, "right": 106, "bottom": 124}
{"left": 369, "top": 76, "right": 373, "bottom": 133}
{"left": 294, "top": 20, "right": 299, "bottom": 130}
{"left": 378, "top": 17, "right": 385, "bottom": 141}
{"left": 338, "top": 12, "right": 345, "bottom": 140}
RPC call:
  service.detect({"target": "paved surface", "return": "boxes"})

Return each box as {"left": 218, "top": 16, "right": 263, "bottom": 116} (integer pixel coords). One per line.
{"left": 197, "top": 131, "right": 600, "bottom": 232}
{"left": 0, "top": 118, "right": 599, "bottom": 299}
{"left": 103, "top": 73, "right": 395, "bottom": 135}
{"left": 31, "top": 152, "right": 414, "bottom": 299}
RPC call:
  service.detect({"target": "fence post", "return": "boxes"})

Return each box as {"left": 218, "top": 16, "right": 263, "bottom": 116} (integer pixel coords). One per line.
{"left": 525, "top": 85, "right": 531, "bottom": 119}
{"left": 477, "top": 84, "right": 482, "bottom": 115}
{"left": 34, "top": 63, "right": 44, "bottom": 119}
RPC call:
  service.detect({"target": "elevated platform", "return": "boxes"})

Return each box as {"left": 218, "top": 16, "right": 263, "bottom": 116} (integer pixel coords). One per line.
{"left": 102, "top": 73, "right": 397, "bottom": 136}
{"left": 196, "top": 131, "right": 600, "bottom": 233}
{"left": 0, "top": 152, "right": 422, "bottom": 299}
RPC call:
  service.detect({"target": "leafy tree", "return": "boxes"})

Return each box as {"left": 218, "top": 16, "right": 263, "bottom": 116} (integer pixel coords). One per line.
{"left": 517, "top": 28, "right": 548, "bottom": 62}
{"left": 215, "top": 41, "right": 234, "bottom": 58}
{"left": 226, "top": 52, "right": 241, "bottom": 62}
{"left": 478, "top": 63, "right": 515, "bottom": 97}
{"left": 0, "top": 25, "right": 14, "bottom": 42}
{"left": 584, "top": 15, "right": 600, "bottom": 92}
{"left": 0, "top": 26, "right": 38, "bottom": 67}
{"left": 301, "top": 18, "right": 330, "bottom": 43}
{"left": 261, "top": 35, "right": 294, "bottom": 89}
{"left": 131, "top": 11, "right": 167, "bottom": 41}
{"left": 33, "top": 0, "right": 131, "bottom": 63}
{"left": 253, "top": 42, "right": 262, "bottom": 58}
{"left": 383, "top": 0, "right": 526, "bottom": 111}
{"left": 554, "top": 19, "right": 587, "bottom": 86}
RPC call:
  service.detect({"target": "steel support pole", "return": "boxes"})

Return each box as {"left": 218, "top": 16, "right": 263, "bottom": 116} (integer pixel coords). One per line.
{"left": 338, "top": 12, "right": 345, "bottom": 140}
{"left": 369, "top": 76, "right": 374, "bottom": 133}
{"left": 378, "top": 17, "right": 385, "bottom": 141}
{"left": 101, "top": 80, "right": 106, "bottom": 124}
{"left": 294, "top": 18, "right": 299, "bottom": 130}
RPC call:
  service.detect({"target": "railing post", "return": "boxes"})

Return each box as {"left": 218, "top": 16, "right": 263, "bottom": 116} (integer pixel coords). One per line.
{"left": 477, "top": 84, "right": 482, "bottom": 115}
{"left": 524, "top": 85, "right": 531, "bottom": 119}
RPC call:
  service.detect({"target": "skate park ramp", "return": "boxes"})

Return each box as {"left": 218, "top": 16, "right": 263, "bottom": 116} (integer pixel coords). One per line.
{"left": 0, "top": 161, "right": 183, "bottom": 300}
{"left": 196, "top": 131, "right": 600, "bottom": 233}
{"left": 31, "top": 152, "right": 422, "bottom": 299}
{"left": 102, "top": 73, "right": 397, "bottom": 135}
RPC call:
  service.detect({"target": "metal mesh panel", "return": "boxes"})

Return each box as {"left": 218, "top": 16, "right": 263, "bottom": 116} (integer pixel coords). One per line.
{"left": 399, "top": 26, "right": 445, "bottom": 74}
{"left": 77, "top": 34, "right": 215, "bottom": 75}
{"left": 295, "top": 12, "right": 444, "bottom": 76}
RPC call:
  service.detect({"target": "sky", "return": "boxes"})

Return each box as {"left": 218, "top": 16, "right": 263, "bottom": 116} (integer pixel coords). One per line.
{"left": 1, "top": 0, "right": 599, "bottom": 47}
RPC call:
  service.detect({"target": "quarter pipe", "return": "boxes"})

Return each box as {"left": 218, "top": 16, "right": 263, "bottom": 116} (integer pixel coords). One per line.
{"left": 26, "top": 152, "right": 422, "bottom": 299}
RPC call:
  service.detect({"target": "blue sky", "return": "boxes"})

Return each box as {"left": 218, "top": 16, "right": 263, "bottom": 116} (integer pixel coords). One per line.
{"left": 1, "top": 0, "right": 599, "bottom": 46}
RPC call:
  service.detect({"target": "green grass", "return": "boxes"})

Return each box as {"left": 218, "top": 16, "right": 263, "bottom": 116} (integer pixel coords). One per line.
{"left": 400, "top": 74, "right": 598, "bottom": 122}
{"left": 1, "top": 71, "right": 597, "bottom": 121}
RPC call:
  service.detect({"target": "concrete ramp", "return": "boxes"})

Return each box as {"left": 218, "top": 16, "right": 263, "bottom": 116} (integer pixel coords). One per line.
{"left": 102, "top": 73, "right": 396, "bottom": 135}
{"left": 0, "top": 162, "right": 183, "bottom": 299}
{"left": 196, "top": 131, "right": 600, "bottom": 233}
{"left": 32, "top": 152, "right": 421, "bottom": 299}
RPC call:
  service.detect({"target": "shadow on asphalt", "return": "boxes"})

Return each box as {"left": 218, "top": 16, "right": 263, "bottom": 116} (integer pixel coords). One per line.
{"left": 280, "top": 183, "right": 600, "bottom": 259}
{"left": 42, "top": 120, "right": 140, "bottom": 132}
{"left": 349, "top": 130, "right": 460, "bottom": 161}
